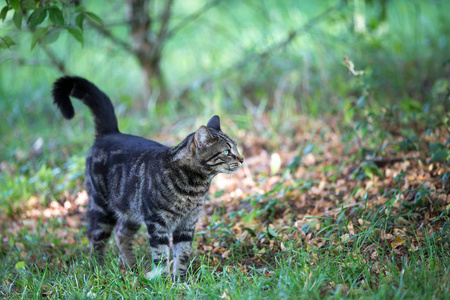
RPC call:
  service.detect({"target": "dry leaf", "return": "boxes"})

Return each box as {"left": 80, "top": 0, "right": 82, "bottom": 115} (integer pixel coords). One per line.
{"left": 391, "top": 236, "right": 406, "bottom": 248}
{"left": 340, "top": 233, "right": 350, "bottom": 243}
{"left": 347, "top": 221, "right": 355, "bottom": 235}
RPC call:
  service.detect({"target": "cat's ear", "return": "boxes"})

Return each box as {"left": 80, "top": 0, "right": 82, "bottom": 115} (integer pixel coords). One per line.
{"left": 194, "top": 126, "right": 214, "bottom": 148}
{"left": 206, "top": 115, "right": 221, "bottom": 132}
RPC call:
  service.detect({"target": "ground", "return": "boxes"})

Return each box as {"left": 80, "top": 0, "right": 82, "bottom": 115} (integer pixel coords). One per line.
{"left": 0, "top": 116, "right": 449, "bottom": 299}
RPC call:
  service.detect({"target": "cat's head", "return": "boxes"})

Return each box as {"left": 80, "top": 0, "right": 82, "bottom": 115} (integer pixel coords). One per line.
{"left": 192, "top": 115, "right": 244, "bottom": 175}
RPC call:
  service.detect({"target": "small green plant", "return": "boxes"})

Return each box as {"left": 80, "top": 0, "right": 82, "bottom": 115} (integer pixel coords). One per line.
{"left": 1, "top": 0, "right": 102, "bottom": 50}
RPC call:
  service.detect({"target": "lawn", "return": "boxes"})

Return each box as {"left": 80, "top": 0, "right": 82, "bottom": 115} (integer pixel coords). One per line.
{"left": 1, "top": 113, "right": 448, "bottom": 299}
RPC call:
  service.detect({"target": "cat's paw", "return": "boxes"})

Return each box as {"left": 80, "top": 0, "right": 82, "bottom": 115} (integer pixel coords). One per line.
{"left": 145, "top": 266, "right": 169, "bottom": 280}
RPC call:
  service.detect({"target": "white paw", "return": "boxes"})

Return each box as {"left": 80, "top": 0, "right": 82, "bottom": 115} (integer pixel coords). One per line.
{"left": 145, "top": 266, "right": 169, "bottom": 280}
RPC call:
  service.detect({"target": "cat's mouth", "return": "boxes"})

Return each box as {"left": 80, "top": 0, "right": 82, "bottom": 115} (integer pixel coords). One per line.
{"left": 222, "top": 162, "right": 242, "bottom": 174}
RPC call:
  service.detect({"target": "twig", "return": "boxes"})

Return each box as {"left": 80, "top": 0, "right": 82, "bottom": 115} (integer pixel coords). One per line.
{"left": 176, "top": 1, "right": 347, "bottom": 95}
{"left": 88, "top": 20, "right": 134, "bottom": 55}
{"left": 167, "top": 0, "right": 226, "bottom": 40}
{"left": 41, "top": 46, "right": 67, "bottom": 74}
{"left": 152, "top": 0, "right": 174, "bottom": 57}
{"left": 157, "top": 0, "right": 174, "bottom": 42}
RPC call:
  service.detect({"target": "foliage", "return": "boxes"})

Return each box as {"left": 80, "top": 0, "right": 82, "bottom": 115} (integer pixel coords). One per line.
{"left": 1, "top": 0, "right": 102, "bottom": 50}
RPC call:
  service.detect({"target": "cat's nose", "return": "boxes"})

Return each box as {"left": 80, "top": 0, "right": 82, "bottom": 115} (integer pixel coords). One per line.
{"left": 237, "top": 155, "right": 244, "bottom": 164}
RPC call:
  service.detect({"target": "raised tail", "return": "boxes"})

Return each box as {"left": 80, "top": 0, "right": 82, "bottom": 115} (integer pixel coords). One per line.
{"left": 52, "top": 76, "right": 119, "bottom": 138}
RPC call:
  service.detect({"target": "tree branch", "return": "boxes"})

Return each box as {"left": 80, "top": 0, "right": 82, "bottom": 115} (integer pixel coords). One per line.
{"left": 157, "top": 0, "right": 174, "bottom": 42}
{"left": 88, "top": 20, "right": 135, "bottom": 55}
{"left": 177, "top": 2, "right": 347, "bottom": 95}
{"left": 167, "top": 0, "right": 226, "bottom": 40}
{"left": 41, "top": 46, "right": 67, "bottom": 74}
{"left": 150, "top": 0, "right": 174, "bottom": 58}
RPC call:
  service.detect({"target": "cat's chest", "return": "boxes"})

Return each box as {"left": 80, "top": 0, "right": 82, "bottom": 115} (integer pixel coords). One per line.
{"left": 163, "top": 192, "right": 206, "bottom": 216}
{"left": 157, "top": 195, "right": 206, "bottom": 228}
{"left": 152, "top": 171, "right": 210, "bottom": 214}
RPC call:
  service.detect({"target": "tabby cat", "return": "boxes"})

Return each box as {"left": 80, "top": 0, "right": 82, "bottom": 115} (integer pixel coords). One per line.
{"left": 52, "top": 76, "right": 244, "bottom": 279}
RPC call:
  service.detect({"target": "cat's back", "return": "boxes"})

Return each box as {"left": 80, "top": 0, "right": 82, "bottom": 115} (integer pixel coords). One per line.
{"left": 85, "top": 133, "right": 168, "bottom": 191}
{"left": 92, "top": 133, "right": 168, "bottom": 154}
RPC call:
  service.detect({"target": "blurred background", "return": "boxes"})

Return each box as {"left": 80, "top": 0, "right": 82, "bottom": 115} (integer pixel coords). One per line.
{"left": 0, "top": 0, "right": 449, "bottom": 211}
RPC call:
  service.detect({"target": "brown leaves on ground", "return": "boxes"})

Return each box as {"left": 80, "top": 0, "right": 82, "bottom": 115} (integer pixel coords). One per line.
{"left": 0, "top": 116, "right": 448, "bottom": 279}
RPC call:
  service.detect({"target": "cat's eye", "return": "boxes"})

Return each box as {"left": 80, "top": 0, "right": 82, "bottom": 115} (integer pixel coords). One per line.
{"left": 224, "top": 150, "right": 230, "bottom": 155}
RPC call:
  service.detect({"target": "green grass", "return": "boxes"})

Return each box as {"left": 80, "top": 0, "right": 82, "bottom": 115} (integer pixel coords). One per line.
{"left": 1, "top": 206, "right": 449, "bottom": 299}
{"left": 1, "top": 161, "right": 449, "bottom": 299}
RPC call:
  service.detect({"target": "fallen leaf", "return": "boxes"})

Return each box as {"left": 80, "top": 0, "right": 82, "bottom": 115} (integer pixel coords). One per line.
{"left": 270, "top": 153, "right": 282, "bottom": 175}
{"left": 347, "top": 221, "right": 355, "bottom": 235}
{"left": 340, "top": 233, "right": 350, "bottom": 243}
{"left": 15, "top": 261, "right": 26, "bottom": 270}
{"left": 391, "top": 236, "right": 406, "bottom": 248}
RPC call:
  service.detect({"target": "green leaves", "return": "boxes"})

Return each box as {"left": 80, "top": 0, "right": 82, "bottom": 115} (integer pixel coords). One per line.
{"left": 0, "top": 36, "right": 15, "bottom": 49}
{"left": 28, "top": 7, "right": 47, "bottom": 29}
{"left": 266, "top": 225, "right": 277, "bottom": 239}
{"left": 9, "top": 0, "right": 20, "bottom": 12}
{"left": 0, "top": 0, "right": 105, "bottom": 51}
{"left": 75, "top": 13, "right": 85, "bottom": 30}
{"left": 49, "top": 6, "right": 64, "bottom": 27}
{"left": 67, "top": 27, "right": 83, "bottom": 45}
{"left": 0, "top": 2, "right": 104, "bottom": 51}
{"left": 42, "top": 29, "right": 60, "bottom": 45}
{"left": 12, "top": 9, "right": 22, "bottom": 30}
{"left": 0, "top": 6, "right": 8, "bottom": 21}
{"left": 74, "top": 11, "right": 103, "bottom": 31}
{"left": 431, "top": 149, "right": 448, "bottom": 163}
{"left": 25, "top": 6, "right": 67, "bottom": 50}
{"left": 352, "top": 161, "right": 384, "bottom": 180}
{"left": 31, "top": 26, "right": 49, "bottom": 50}
{"left": 84, "top": 12, "right": 103, "bottom": 26}
{"left": 429, "top": 143, "right": 449, "bottom": 163}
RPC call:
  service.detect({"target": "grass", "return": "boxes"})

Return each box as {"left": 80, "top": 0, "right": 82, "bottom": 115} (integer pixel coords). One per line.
{"left": 1, "top": 106, "right": 448, "bottom": 298}
{"left": 2, "top": 107, "right": 448, "bottom": 299}
{"left": 1, "top": 201, "right": 449, "bottom": 299}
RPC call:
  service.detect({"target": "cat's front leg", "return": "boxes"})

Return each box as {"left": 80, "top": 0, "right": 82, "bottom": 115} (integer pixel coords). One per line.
{"left": 145, "top": 219, "right": 171, "bottom": 279}
{"left": 172, "top": 216, "right": 198, "bottom": 279}
{"left": 172, "top": 235, "right": 193, "bottom": 279}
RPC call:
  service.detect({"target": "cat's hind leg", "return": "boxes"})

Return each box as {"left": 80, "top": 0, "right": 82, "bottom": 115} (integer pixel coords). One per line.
{"left": 87, "top": 195, "right": 117, "bottom": 266}
{"left": 114, "top": 219, "right": 141, "bottom": 268}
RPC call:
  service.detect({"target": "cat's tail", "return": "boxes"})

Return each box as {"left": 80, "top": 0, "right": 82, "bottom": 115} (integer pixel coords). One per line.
{"left": 52, "top": 76, "right": 119, "bottom": 138}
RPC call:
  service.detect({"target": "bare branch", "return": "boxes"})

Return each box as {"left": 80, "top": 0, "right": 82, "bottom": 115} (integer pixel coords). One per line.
{"left": 177, "top": 2, "right": 347, "bottom": 95}
{"left": 228, "top": 2, "right": 347, "bottom": 75}
{"left": 88, "top": 20, "right": 134, "bottom": 55}
{"left": 157, "top": 0, "right": 174, "bottom": 42}
{"left": 167, "top": 0, "right": 226, "bottom": 39}
{"left": 41, "top": 46, "right": 67, "bottom": 74}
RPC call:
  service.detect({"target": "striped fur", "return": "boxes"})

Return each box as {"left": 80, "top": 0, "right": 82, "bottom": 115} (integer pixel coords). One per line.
{"left": 52, "top": 76, "right": 244, "bottom": 279}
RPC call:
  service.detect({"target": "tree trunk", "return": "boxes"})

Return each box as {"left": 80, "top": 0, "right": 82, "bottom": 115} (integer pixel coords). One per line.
{"left": 126, "top": 0, "right": 169, "bottom": 104}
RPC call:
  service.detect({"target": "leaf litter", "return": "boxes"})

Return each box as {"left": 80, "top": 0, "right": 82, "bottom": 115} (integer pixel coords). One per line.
{"left": 0, "top": 116, "right": 448, "bottom": 294}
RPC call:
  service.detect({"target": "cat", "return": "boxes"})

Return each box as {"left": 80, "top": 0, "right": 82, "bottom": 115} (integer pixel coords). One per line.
{"left": 52, "top": 76, "right": 244, "bottom": 279}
